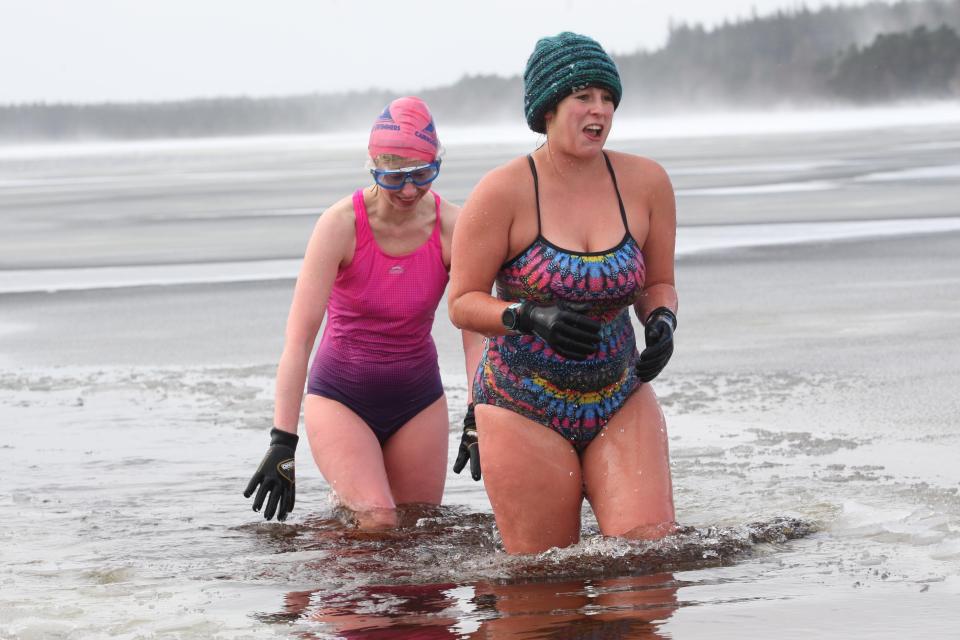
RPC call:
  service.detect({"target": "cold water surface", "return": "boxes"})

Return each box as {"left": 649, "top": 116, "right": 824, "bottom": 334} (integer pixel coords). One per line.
{"left": 2, "top": 111, "right": 960, "bottom": 638}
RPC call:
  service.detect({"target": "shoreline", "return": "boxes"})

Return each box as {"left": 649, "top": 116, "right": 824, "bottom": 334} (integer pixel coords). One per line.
{"left": 3, "top": 101, "right": 960, "bottom": 158}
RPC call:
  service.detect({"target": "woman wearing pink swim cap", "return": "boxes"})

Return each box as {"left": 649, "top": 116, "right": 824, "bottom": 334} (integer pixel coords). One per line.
{"left": 243, "top": 97, "right": 484, "bottom": 529}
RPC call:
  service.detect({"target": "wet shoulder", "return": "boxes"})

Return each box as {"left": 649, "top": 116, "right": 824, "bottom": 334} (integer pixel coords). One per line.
{"left": 604, "top": 150, "right": 671, "bottom": 192}
{"left": 605, "top": 151, "right": 675, "bottom": 221}
{"left": 320, "top": 192, "right": 358, "bottom": 225}
{"left": 467, "top": 156, "right": 534, "bottom": 214}
{"left": 437, "top": 196, "right": 461, "bottom": 268}
{"left": 310, "top": 192, "right": 358, "bottom": 265}
{"left": 317, "top": 193, "right": 359, "bottom": 240}
{"left": 437, "top": 196, "right": 461, "bottom": 239}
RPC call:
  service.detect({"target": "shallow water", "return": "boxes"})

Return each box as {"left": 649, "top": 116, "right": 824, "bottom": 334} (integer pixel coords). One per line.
{"left": 3, "top": 111, "right": 960, "bottom": 638}
{"left": 2, "top": 351, "right": 957, "bottom": 638}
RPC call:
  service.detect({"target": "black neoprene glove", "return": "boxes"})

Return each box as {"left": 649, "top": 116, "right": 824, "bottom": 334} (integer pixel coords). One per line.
{"left": 635, "top": 307, "right": 677, "bottom": 382}
{"left": 517, "top": 301, "right": 601, "bottom": 360}
{"left": 243, "top": 427, "right": 298, "bottom": 521}
{"left": 452, "top": 403, "right": 481, "bottom": 481}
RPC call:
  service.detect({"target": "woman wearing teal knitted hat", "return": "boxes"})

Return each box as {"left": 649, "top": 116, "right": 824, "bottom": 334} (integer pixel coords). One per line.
{"left": 449, "top": 32, "right": 679, "bottom": 554}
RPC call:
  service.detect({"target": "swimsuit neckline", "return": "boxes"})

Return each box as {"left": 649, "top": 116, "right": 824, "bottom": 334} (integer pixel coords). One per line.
{"left": 501, "top": 152, "right": 636, "bottom": 268}
{"left": 355, "top": 189, "right": 441, "bottom": 260}
{"left": 536, "top": 231, "right": 635, "bottom": 257}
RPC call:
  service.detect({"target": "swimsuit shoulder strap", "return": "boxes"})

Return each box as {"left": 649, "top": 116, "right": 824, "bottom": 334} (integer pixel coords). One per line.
{"left": 351, "top": 188, "right": 373, "bottom": 247}
{"left": 602, "top": 151, "right": 630, "bottom": 234}
{"left": 525, "top": 154, "right": 543, "bottom": 236}
{"left": 430, "top": 190, "right": 442, "bottom": 245}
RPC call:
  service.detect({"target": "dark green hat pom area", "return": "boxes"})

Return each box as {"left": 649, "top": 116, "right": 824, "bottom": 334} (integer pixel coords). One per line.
{"left": 523, "top": 31, "right": 622, "bottom": 134}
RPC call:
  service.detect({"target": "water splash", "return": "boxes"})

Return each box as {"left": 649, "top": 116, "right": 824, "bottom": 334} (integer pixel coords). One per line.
{"left": 232, "top": 505, "right": 815, "bottom": 588}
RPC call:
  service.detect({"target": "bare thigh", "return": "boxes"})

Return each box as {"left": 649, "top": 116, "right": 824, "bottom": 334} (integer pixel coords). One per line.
{"left": 581, "top": 384, "right": 676, "bottom": 538}
{"left": 304, "top": 395, "right": 394, "bottom": 513}
{"left": 477, "top": 404, "right": 584, "bottom": 555}
{"left": 381, "top": 394, "right": 448, "bottom": 505}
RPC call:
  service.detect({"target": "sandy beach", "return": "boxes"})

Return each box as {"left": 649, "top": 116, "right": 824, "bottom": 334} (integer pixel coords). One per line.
{"left": 2, "top": 107, "right": 959, "bottom": 638}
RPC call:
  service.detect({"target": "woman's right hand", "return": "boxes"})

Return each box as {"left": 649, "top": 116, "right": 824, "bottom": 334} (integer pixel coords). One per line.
{"left": 243, "top": 428, "right": 298, "bottom": 521}
{"left": 517, "top": 301, "right": 601, "bottom": 360}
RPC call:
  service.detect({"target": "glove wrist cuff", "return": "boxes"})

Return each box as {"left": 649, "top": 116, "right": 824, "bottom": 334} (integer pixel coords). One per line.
{"left": 514, "top": 300, "right": 536, "bottom": 334}
{"left": 269, "top": 427, "right": 299, "bottom": 449}
{"left": 463, "top": 402, "right": 477, "bottom": 430}
{"left": 647, "top": 307, "right": 677, "bottom": 331}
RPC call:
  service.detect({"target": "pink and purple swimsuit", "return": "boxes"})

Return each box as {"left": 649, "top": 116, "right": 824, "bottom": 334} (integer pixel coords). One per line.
{"left": 308, "top": 189, "right": 449, "bottom": 444}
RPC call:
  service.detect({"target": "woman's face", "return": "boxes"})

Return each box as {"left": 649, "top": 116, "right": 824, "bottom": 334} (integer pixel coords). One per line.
{"left": 372, "top": 155, "right": 436, "bottom": 210}
{"left": 544, "top": 86, "right": 615, "bottom": 155}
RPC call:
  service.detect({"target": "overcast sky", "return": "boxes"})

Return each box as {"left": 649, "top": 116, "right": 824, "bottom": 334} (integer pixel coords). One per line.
{"left": 2, "top": 0, "right": 888, "bottom": 104}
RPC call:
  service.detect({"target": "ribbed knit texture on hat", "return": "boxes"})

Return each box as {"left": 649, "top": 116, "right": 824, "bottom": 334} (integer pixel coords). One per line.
{"left": 523, "top": 32, "right": 622, "bottom": 134}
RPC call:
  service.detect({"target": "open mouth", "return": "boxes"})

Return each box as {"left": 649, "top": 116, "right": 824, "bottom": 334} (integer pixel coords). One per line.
{"left": 583, "top": 124, "right": 604, "bottom": 139}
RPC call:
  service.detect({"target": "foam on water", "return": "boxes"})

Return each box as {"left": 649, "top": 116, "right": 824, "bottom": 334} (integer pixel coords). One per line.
{"left": 1, "top": 357, "right": 958, "bottom": 638}
{"left": 236, "top": 506, "right": 813, "bottom": 586}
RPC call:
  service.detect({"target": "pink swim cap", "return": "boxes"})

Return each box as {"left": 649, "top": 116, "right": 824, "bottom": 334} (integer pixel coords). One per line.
{"left": 368, "top": 96, "right": 440, "bottom": 163}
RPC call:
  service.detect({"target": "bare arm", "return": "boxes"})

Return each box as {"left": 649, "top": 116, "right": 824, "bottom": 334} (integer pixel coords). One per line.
{"left": 633, "top": 160, "right": 678, "bottom": 323}
{"left": 448, "top": 165, "right": 522, "bottom": 336}
{"left": 461, "top": 329, "right": 485, "bottom": 401}
{"left": 438, "top": 194, "right": 489, "bottom": 399}
{"left": 273, "top": 199, "right": 355, "bottom": 433}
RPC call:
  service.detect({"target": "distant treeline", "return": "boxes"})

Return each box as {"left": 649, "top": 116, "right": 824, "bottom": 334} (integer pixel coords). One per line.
{"left": 616, "top": 0, "right": 960, "bottom": 107}
{"left": 2, "top": 0, "right": 959, "bottom": 142}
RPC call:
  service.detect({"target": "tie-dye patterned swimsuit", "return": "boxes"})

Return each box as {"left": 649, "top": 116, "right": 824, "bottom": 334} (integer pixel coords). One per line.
{"left": 473, "top": 153, "right": 646, "bottom": 452}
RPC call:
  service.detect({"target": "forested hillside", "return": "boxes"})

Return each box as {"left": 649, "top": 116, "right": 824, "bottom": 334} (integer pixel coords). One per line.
{"left": 2, "top": 0, "right": 958, "bottom": 142}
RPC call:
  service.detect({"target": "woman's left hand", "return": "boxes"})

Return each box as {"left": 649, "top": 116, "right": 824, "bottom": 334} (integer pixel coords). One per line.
{"left": 452, "top": 403, "right": 481, "bottom": 481}
{"left": 636, "top": 307, "right": 676, "bottom": 382}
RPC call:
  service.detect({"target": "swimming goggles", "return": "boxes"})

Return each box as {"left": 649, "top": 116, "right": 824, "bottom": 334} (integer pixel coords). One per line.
{"left": 370, "top": 160, "right": 441, "bottom": 190}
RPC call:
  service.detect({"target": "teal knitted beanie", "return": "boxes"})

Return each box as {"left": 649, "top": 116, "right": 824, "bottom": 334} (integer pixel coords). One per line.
{"left": 523, "top": 32, "right": 622, "bottom": 134}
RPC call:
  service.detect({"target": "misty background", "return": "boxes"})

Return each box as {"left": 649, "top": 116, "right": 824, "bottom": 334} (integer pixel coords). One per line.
{"left": 1, "top": 0, "right": 959, "bottom": 142}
